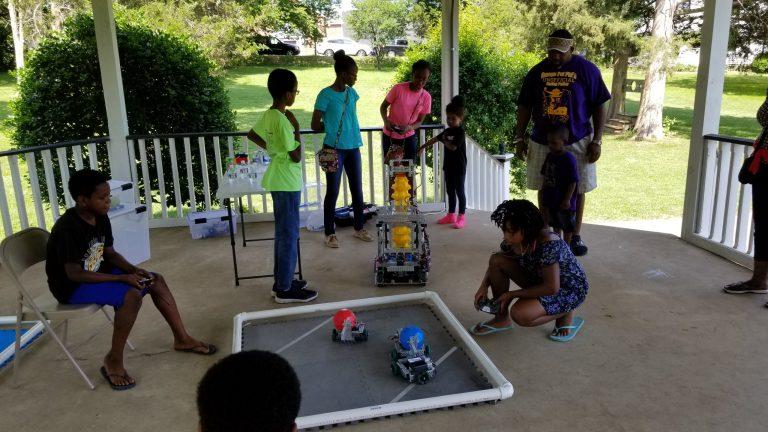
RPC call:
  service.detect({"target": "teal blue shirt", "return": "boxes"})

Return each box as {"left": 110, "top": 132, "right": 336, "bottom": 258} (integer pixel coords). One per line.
{"left": 314, "top": 86, "right": 362, "bottom": 150}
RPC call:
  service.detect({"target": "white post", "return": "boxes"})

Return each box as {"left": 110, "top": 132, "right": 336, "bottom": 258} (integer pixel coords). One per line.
{"left": 92, "top": 0, "right": 131, "bottom": 181}
{"left": 681, "top": 0, "right": 732, "bottom": 240}
{"left": 441, "top": 0, "right": 459, "bottom": 124}
{"left": 493, "top": 154, "right": 514, "bottom": 202}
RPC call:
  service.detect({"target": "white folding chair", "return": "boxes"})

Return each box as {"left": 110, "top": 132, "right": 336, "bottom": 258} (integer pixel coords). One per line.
{"left": 0, "top": 227, "right": 135, "bottom": 390}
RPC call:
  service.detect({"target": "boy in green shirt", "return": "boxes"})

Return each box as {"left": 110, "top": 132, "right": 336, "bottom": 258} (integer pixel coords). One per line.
{"left": 247, "top": 68, "right": 317, "bottom": 303}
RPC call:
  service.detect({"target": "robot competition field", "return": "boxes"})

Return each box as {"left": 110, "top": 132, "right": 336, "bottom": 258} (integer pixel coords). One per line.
{"left": 235, "top": 293, "right": 512, "bottom": 428}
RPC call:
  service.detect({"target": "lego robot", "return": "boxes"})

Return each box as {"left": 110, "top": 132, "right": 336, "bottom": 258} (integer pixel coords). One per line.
{"left": 374, "top": 159, "right": 431, "bottom": 286}
{"left": 389, "top": 326, "right": 436, "bottom": 384}
{"left": 331, "top": 309, "right": 368, "bottom": 343}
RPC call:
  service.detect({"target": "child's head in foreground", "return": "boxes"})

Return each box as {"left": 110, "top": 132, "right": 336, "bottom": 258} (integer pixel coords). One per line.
{"left": 197, "top": 350, "right": 301, "bottom": 432}
{"left": 68, "top": 168, "right": 111, "bottom": 216}
{"left": 491, "top": 199, "right": 545, "bottom": 248}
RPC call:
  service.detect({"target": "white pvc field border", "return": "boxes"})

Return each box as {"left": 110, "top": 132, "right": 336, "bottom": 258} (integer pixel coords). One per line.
{"left": 232, "top": 291, "right": 513, "bottom": 429}
{"left": 0, "top": 317, "right": 45, "bottom": 368}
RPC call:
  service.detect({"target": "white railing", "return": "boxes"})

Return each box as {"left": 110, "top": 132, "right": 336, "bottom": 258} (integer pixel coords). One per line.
{"left": 684, "top": 134, "right": 754, "bottom": 267}
{"left": 465, "top": 136, "right": 511, "bottom": 212}
{"left": 0, "top": 126, "right": 513, "bottom": 236}
{"left": 127, "top": 126, "right": 454, "bottom": 228}
{"left": 0, "top": 137, "right": 111, "bottom": 236}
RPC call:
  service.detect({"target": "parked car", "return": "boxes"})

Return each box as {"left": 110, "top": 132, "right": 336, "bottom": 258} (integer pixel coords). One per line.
{"left": 371, "top": 40, "right": 409, "bottom": 57}
{"left": 316, "top": 38, "right": 373, "bottom": 57}
{"left": 253, "top": 35, "right": 300, "bottom": 55}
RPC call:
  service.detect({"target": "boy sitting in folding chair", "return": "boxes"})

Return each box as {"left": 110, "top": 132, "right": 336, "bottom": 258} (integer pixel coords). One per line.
{"left": 45, "top": 168, "right": 216, "bottom": 390}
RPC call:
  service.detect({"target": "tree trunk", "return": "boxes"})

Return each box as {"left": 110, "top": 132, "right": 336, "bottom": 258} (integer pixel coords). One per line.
{"left": 8, "top": 0, "right": 24, "bottom": 72}
{"left": 634, "top": 0, "right": 680, "bottom": 140}
{"left": 607, "top": 50, "right": 629, "bottom": 120}
{"left": 49, "top": 0, "right": 66, "bottom": 31}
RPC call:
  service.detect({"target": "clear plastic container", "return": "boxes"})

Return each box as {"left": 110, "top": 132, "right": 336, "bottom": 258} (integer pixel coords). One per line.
{"left": 186, "top": 209, "right": 237, "bottom": 239}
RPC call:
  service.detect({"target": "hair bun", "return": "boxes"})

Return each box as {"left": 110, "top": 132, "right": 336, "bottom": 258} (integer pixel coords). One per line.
{"left": 450, "top": 95, "right": 465, "bottom": 107}
{"left": 333, "top": 50, "right": 346, "bottom": 60}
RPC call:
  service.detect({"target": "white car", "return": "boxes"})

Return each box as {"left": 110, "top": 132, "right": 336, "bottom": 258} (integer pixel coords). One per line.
{"left": 316, "top": 38, "right": 373, "bottom": 57}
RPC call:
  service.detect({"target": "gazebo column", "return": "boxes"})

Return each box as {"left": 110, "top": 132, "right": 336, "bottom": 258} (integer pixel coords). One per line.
{"left": 441, "top": 0, "right": 459, "bottom": 123}
{"left": 681, "top": 0, "right": 732, "bottom": 242}
{"left": 92, "top": 0, "right": 131, "bottom": 181}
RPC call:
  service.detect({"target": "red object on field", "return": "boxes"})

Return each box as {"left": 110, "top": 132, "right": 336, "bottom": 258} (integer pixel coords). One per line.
{"left": 333, "top": 309, "right": 356, "bottom": 331}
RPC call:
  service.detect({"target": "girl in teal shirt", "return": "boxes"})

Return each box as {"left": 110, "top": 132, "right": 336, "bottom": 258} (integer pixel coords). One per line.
{"left": 311, "top": 50, "right": 373, "bottom": 248}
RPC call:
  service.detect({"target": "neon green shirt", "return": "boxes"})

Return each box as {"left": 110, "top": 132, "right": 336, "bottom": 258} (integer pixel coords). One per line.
{"left": 254, "top": 109, "right": 302, "bottom": 192}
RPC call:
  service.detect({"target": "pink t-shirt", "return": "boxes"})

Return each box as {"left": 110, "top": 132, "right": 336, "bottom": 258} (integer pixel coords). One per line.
{"left": 383, "top": 82, "right": 432, "bottom": 139}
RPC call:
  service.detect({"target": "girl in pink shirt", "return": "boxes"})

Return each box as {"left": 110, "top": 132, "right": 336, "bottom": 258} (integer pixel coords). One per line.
{"left": 379, "top": 60, "right": 433, "bottom": 162}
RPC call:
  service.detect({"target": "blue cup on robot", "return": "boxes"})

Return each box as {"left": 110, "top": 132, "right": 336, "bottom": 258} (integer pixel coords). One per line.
{"left": 399, "top": 326, "right": 425, "bottom": 350}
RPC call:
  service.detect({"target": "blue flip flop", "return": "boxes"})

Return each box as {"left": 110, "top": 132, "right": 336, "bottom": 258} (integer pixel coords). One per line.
{"left": 469, "top": 322, "right": 514, "bottom": 336}
{"left": 549, "top": 317, "right": 584, "bottom": 342}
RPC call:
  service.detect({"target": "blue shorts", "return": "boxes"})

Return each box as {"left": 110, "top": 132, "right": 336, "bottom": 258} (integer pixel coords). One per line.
{"left": 68, "top": 269, "right": 150, "bottom": 309}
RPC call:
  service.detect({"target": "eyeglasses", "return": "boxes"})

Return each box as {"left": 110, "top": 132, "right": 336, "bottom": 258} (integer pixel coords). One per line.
{"left": 293, "top": 89, "right": 301, "bottom": 95}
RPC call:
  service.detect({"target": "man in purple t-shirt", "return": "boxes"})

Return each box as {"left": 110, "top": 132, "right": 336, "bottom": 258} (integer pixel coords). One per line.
{"left": 514, "top": 29, "right": 611, "bottom": 256}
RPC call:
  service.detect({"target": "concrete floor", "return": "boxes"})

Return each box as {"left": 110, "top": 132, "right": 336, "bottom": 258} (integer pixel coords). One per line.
{"left": 0, "top": 211, "right": 765, "bottom": 432}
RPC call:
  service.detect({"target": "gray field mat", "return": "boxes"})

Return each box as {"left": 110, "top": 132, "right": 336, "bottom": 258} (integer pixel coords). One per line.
{"left": 235, "top": 293, "right": 513, "bottom": 429}
{"left": 242, "top": 303, "right": 493, "bottom": 417}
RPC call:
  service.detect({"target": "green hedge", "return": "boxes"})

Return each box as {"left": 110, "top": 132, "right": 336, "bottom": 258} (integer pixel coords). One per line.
{"left": 11, "top": 14, "right": 236, "bottom": 208}
{"left": 751, "top": 52, "right": 768, "bottom": 74}
{"left": 394, "top": 23, "right": 538, "bottom": 196}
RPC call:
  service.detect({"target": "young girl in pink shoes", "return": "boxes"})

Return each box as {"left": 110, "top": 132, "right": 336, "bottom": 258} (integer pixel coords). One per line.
{"left": 418, "top": 95, "right": 467, "bottom": 229}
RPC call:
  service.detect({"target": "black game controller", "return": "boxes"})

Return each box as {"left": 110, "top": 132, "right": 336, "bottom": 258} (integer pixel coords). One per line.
{"left": 475, "top": 298, "right": 500, "bottom": 315}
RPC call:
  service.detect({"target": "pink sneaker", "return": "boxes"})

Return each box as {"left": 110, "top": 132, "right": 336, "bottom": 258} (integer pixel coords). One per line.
{"left": 437, "top": 213, "right": 456, "bottom": 224}
{"left": 454, "top": 214, "right": 466, "bottom": 229}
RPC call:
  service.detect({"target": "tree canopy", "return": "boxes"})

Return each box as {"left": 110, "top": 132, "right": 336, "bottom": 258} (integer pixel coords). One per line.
{"left": 347, "top": 0, "right": 408, "bottom": 67}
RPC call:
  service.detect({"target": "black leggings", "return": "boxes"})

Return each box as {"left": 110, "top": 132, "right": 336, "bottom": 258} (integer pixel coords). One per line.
{"left": 445, "top": 171, "right": 466, "bottom": 214}
{"left": 754, "top": 181, "right": 767, "bottom": 261}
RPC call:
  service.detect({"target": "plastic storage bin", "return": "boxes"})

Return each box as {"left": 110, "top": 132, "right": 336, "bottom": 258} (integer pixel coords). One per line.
{"left": 108, "top": 179, "right": 136, "bottom": 211}
{"left": 109, "top": 204, "right": 150, "bottom": 264}
{"left": 187, "top": 210, "right": 237, "bottom": 240}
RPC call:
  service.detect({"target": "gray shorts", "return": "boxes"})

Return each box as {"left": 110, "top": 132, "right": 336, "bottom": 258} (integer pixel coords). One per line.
{"left": 525, "top": 135, "right": 597, "bottom": 194}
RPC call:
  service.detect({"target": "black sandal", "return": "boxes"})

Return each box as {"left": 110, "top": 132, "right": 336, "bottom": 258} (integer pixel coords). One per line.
{"left": 175, "top": 342, "right": 217, "bottom": 356}
{"left": 100, "top": 366, "right": 136, "bottom": 391}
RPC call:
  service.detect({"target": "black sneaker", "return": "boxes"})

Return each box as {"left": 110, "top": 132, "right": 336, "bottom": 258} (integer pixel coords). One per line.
{"left": 570, "top": 235, "right": 588, "bottom": 256}
{"left": 274, "top": 287, "right": 318, "bottom": 304}
{"left": 272, "top": 280, "right": 308, "bottom": 297}
{"left": 724, "top": 281, "right": 768, "bottom": 294}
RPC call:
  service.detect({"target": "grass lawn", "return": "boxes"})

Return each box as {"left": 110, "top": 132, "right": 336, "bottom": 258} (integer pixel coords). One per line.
{"left": 0, "top": 65, "right": 766, "bottom": 233}
{"left": 585, "top": 70, "right": 764, "bottom": 221}
{"left": 225, "top": 64, "right": 396, "bottom": 131}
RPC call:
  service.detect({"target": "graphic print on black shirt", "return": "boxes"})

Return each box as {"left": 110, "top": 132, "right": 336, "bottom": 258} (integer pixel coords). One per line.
{"left": 46, "top": 208, "right": 114, "bottom": 303}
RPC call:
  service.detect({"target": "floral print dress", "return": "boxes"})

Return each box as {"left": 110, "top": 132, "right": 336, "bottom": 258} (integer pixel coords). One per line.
{"left": 516, "top": 238, "right": 589, "bottom": 315}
